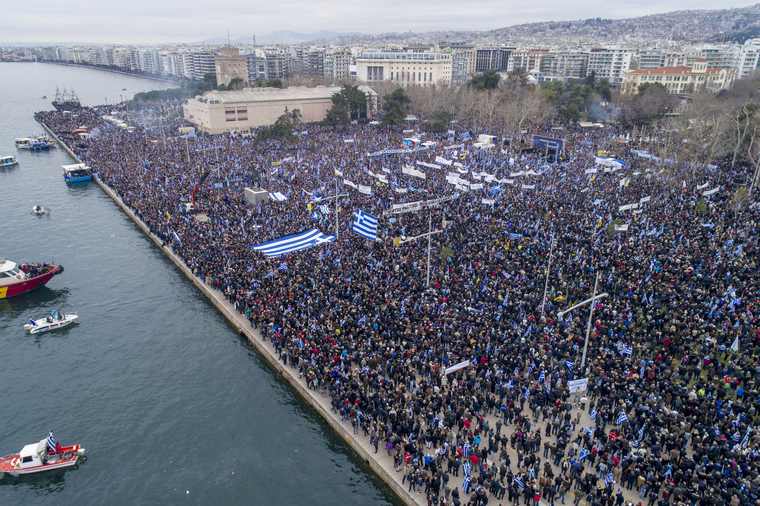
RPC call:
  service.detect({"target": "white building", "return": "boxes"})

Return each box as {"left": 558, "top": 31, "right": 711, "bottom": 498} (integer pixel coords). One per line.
{"left": 587, "top": 48, "right": 633, "bottom": 86}
{"left": 183, "top": 85, "right": 376, "bottom": 134}
{"left": 356, "top": 51, "right": 452, "bottom": 86}
{"left": 737, "top": 39, "right": 760, "bottom": 79}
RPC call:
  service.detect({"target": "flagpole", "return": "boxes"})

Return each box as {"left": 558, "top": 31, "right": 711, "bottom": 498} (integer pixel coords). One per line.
{"left": 335, "top": 177, "right": 339, "bottom": 239}
{"left": 540, "top": 234, "right": 555, "bottom": 319}
{"left": 581, "top": 270, "right": 600, "bottom": 371}
{"left": 426, "top": 211, "right": 432, "bottom": 288}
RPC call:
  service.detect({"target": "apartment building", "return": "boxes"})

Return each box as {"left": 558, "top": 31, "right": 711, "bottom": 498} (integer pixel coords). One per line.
{"left": 587, "top": 48, "right": 633, "bottom": 86}
{"left": 622, "top": 60, "right": 736, "bottom": 95}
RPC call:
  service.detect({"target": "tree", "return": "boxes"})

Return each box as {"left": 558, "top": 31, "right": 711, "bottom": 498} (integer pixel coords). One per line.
{"left": 226, "top": 77, "right": 246, "bottom": 91}
{"left": 325, "top": 85, "right": 368, "bottom": 125}
{"left": 469, "top": 71, "right": 501, "bottom": 91}
{"left": 382, "top": 88, "right": 411, "bottom": 126}
{"left": 256, "top": 109, "right": 299, "bottom": 143}
{"left": 619, "top": 83, "right": 679, "bottom": 127}
{"left": 426, "top": 110, "right": 454, "bottom": 132}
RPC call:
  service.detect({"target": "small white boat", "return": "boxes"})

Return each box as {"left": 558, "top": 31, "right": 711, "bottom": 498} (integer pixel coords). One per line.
{"left": 1, "top": 155, "right": 18, "bottom": 168}
{"left": 24, "top": 309, "right": 78, "bottom": 334}
{"left": 32, "top": 205, "right": 49, "bottom": 216}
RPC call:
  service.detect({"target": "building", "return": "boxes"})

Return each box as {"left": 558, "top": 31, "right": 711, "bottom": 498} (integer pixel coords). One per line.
{"left": 183, "top": 85, "right": 376, "bottom": 134}
{"left": 215, "top": 47, "right": 249, "bottom": 87}
{"left": 263, "top": 49, "right": 289, "bottom": 80}
{"left": 190, "top": 51, "right": 216, "bottom": 81}
{"left": 446, "top": 45, "right": 476, "bottom": 85}
{"left": 539, "top": 51, "right": 589, "bottom": 80}
{"left": 508, "top": 48, "right": 548, "bottom": 75}
{"left": 737, "top": 39, "right": 760, "bottom": 79}
{"left": 474, "top": 47, "right": 512, "bottom": 73}
{"left": 587, "top": 48, "right": 633, "bottom": 86}
{"left": 622, "top": 60, "right": 736, "bottom": 95}
{"left": 355, "top": 51, "right": 452, "bottom": 86}
{"left": 324, "top": 48, "right": 353, "bottom": 82}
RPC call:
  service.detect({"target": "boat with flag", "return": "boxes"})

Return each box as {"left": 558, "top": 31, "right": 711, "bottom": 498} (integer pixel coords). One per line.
{"left": 0, "top": 432, "right": 86, "bottom": 477}
{"left": 24, "top": 309, "right": 79, "bottom": 334}
{"left": 0, "top": 258, "right": 64, "bottom": 299}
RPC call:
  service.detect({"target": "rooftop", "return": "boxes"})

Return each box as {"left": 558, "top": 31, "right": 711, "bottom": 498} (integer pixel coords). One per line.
{"left": 195, "top": 86, "right": 342, "bottom": 104}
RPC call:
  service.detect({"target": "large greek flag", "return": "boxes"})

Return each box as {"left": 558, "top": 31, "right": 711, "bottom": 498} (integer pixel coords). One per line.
{"left": 252, "top": 229, "right": 336, "bottom": 257}
{"left": 352, "top": 210, "right": 378, "bottom": 241}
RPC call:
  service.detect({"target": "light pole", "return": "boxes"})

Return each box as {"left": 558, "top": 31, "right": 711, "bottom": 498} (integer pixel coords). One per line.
{"left": 539, "top": 234, "right": 556, "bottom": 319}
{"left": 557, "top": 270, "right": 607, "bottom": 372}
{"left": 396, "top": 211, "right": 442, "bottom": 288}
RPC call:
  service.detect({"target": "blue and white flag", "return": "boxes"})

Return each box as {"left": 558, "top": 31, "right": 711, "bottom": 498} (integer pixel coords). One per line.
{"left": 252, "top": 229, "right": 336, "bottom": 257}
{"left": 513, "top": 476, "right": 525, "bottom": 491}
{"left": 590, "top": 408, "right": 597, "bottom": 421}
{"left": 463, "top": 475, "right": 472, "bottom": 494}
{"left": 741, "top": 427, "right": 751, "bottom": 448}
{"left": 637, "top": 425, "right": 645, "bottom": 441}
{"left": 268, "top": 192, "right": 287, "bottom": 202}
{"left": 47, "top": 432, "right": 58, "bottom": 454}
{"left": 605, "top": 472, "right": 615, "bottom": 486}
{"left": 538, "top": 370, "right": 545, "bottom": 383}
{"left": 583, "top": 427, "right": 594, "bottom": 437}
{"left": 463, "top": 460, "right": 472, "bottom": 477}
{"left": 565, "top": 360, "right": 574, "bottom": 371}
{"left": 617, "top": 411, "right": 628, "bottom": 425}
{"left": 618, "top": 343, "right": 633, "bottom": 356}
{"left": 578, "top": 448, "right": 589, "bottom": 461}
{"left": 352, "top": 210, "right": 378, "bottom": 241}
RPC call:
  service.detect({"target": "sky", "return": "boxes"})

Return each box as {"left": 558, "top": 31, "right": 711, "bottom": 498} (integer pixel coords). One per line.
{"left": 1, "top": 0, "right": 757, "bottom": 44}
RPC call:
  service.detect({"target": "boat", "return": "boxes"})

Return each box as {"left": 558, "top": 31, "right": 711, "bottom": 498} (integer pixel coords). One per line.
{"left": 24, "top": 309, "right": 78, "bottom": 334}
{"left": 0, "top": 433, "right": 85, "bottom": 477}
{"left": 62, "top": 163, "right": 93, "bottom": 184}
{"left": 32, "top": 205, "right": 49, "bottom": 216}
{"left": 0, "top": 155, "right": 18, "bottom": 168}
{"left": 35, "top": 134, "right": 56, "bottom": 148}
{"left": 0, "top": 258, "right": 64, "bottom": 299}
{"left": 15, "top": 137, "right": 52, "bottom": 151}
{"left": 52, "top": 88, "right": 81, "bottom": 112}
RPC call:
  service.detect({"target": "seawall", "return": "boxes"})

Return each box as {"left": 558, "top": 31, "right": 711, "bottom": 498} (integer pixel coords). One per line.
{"left": 37, "top": 120, "right": 422, "bottom": 506}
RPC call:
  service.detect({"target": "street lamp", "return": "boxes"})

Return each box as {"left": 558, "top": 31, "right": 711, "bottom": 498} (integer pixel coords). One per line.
{"left": 557, "top": 270, "right": 607, "bottom": 372}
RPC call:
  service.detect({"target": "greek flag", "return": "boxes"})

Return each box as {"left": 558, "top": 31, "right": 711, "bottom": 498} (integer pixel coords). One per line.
{"left": 605, "top": 472, "right": 615, "bottom": 486}
{"left": 268, "top": 191, "right": 287, "bottom": 202}
{"left": 618, "top": 343, "right": 633, "bottom": 356}
{"left": 47, "top": 432, "right": 58, "bottom": 454}
{"left": 637, "top": 425, "right": 645, "bottom": 441}
{"left": 513, "top": 476, "right": 525, "bottom": 491}
{"left": 252, "top": 229, "right": 336, "bottom": 257}
{"left": 741, "top": 427, "right": 751, "bottom": 448}
{"left": 352, "top": 210, "right": 378, "bottom": 241}
{"left": 578, "top": 448, "right": 589, "bottom": 461}
{"left": 617, "top": 411, "right": 628, "bottom": 425}
{"left": 590, "top": 408, "right": 597, "bottom": 421}
{"left": 463, "top": 475, "right": 472, "bottom": 494}
{"left": 463, "top": 460, "right": 472, "bottom": 477}
{"left": 583, "top": 427, "right": 594, "bottom": 437}
{"left": 463, "top": 442, "right": 471, "bottom": 458}
{"left": 538, "top": 370, "right": 545, "bottom": 383}
{"left": 565, "top": 360, "right": 574, "bottom": 371}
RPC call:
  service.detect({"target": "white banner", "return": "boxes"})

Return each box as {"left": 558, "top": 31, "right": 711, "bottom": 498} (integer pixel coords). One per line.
{"left": 402, "top": 165, "right": 426, "bottom": 179}
{"left": 343, "top": 179, "right": 357, "bottom": 189}
{"left": 470, "top": 183, "right": 484, "bottom": 190}
{"left": 443, "top": 360, "right": 472, "bottom": 376}
{"left": 585, "top": 169, "right": 598, "bottom": 175}
{"left": 334, "top": 169, "right": 343, "bottom": 177}
{"left": 568, "top": 377, "right": 588, "bottom": 393}
{"left": 521, "top": 184, "right": 536, "bottom": 190}
{"left": 614, "top": 223, "right": 629, "bottom": 232}
{"left": 639, "top": 196, "right": 651, "bottom": 204}
{"left": 618, "top": 203, "right": 638, "bottom": 212}
{"left": 393, "top": 187, "right": 408, "bottom": 194}
{"left": 481, "top": 198, "right": 495, "bottom": 205}
{"left": 702, "top": 187, "right": 720, "bottom": 197}
{"left": 417, "top": 161, "right": 442, "bottom": 170}
{"left": 435, "top": 156, "right": 453, "bottom": 166}
{"left": 358, "top": 184, "right": 372, "bottom": 195}
{"left": 696, "top": 182, "right": 709, "bottom": 190}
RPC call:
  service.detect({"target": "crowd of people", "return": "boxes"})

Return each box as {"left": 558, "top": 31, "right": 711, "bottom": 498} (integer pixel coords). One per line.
{"left": 36, "top": 104, "right": 759, "bottom": 506}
